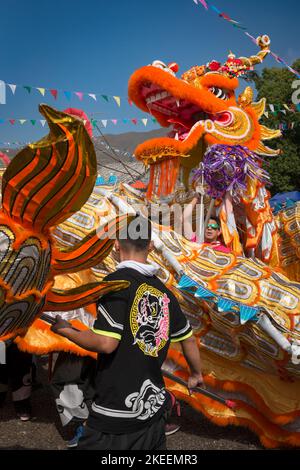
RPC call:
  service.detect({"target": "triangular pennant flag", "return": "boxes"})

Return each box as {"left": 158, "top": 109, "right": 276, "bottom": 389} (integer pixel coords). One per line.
{"left": 0, "top": 81, "right": 6, "bottom": 104}
{"left": 219, "top": 13, "right": 231, "bottom": 21}
{"left": 111, "top": 119, "right": 117, "bottom": 125}
{"left": 269, "top": 104, "right": 275, "bottom": 113}
{"left": 101, "top": 95, "right": 109, "bottom": 102}
{"left": 9, "top": 119, "right": 15, "bottom": 125}
{"left": 40, "top": 120, "right": 46, "bottom": 127}
{"left": 113, "top": 96, "right": 121, "bottom": 107}
{"left": 64, "top": 91, "right": 71, "bottom": 101}
{"left": 232, "top": 23, "right": 247, "bottom": 30}
{"left": 50, "top": 89, "right": 58, "bottom": 99}
{"left": 283, "top": 104, "right": 291, "bottom": 112}
{"left": 123, "top": 119, "right": 128, "bottom": 124}
{"left": 75, "top": 91, "right": 84, "bottom": 101}
{"left": 199, "top": 0, "right": 208, "bottom": 8}
{"left": 142, "top": 118, "right": 148, "bottom": 126}
{"left": 101, "top": 119, "right": 107, "bottom": 128}
{"left": 8, "top": 84, "right": 17, "bottom": 95}
{"left": 90, "top": 119, "right": 96, "bottom": 128}
{"left": 30, "top": 120, "right": 36, "bottom": 126}
{"left": 19, "top": 119, "right": 27, "bottom": 125}
{"left": 210, "top": 4, "right": 222, "bottom": 14}
{"left": 23, "top": 86, "right": 31, "bottom": 94}
{"left": 239, "top": 305, "right": 258, "bottom": 324}
{"left": 151, "top": 118, "right": 157, "bottom": 123}
{"left": 281, "top": 110, "right": 286, "bottom": 115}
{"left": 177, "top": 274, "right": 199, "bottom": 292}
{"left": 36, "top": 87, "right": 46, "bottom": 96}
{"left": 217, "top": 297, "right": 237, "bottom": 313}
{"left": 193, "top": 0, "right": 198, "bottom": 4}
{"left": 128, "top": 98, "right": 133, "bottom": 106}
{"left": 194, "top": 286, "right": 216, "bottom": 300}
{"left": 264, "top": 111, "right": 269, "bottom": 118}
{"left": 131, "top": 119, "right": 137, "bottom": 125}
{"left": 88, "top": 93, "right": 97, "bottom": 101}
{"left": 296, "top": 104, "right": 300, "bottom": 112}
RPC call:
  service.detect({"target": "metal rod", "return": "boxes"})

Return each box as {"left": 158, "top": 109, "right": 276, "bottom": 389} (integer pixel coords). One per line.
{"left": 94, "top": 124, "right": 143, "bottom": 177}
{"left": 162, "top": 369, "right": 237, "bottom": 409}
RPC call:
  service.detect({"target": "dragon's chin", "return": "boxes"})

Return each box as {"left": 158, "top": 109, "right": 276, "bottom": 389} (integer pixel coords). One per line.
{"left": 134, "top": 110, "right": 234, "bottom": 165}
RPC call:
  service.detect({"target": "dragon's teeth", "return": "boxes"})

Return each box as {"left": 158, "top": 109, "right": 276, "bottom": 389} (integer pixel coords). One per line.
{"left": 175, "top": 133, "right": 179, "bottom": 140}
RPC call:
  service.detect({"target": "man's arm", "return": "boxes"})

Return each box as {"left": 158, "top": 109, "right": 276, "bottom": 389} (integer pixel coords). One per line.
{"left": 182, "top": 195, "right": 199, "bottom": 240}
{"left": 51, "top": 317, "right": 119, "bottom": 354}
{"left": 180, "top": 335, "right": 204, "bottom": 391}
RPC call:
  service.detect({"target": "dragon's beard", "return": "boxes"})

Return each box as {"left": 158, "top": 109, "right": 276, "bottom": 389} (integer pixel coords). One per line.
{"left": 142, "top": 107, "right": 254, "bottom": 200}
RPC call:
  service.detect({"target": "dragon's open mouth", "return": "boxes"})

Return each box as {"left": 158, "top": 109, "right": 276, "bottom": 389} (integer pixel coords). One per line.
{"left": 141, "top": 83, "right": 232, "bottom": 143}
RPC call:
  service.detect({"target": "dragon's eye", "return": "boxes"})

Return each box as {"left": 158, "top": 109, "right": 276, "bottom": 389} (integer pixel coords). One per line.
{"left": 209, "top": 87, "right": 229, "bottom": 100}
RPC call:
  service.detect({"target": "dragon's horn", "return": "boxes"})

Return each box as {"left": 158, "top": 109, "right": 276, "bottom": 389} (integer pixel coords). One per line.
{"left": 238, "top": 35, "right": 271, "bottom": 68}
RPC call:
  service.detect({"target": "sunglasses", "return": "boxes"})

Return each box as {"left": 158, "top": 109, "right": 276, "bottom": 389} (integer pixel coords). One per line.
{"left": 207, "top": 223, "right": 219, "bottom": 229}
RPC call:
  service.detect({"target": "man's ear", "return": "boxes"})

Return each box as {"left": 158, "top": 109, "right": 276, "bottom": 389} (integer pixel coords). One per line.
{"left": 148, "top": 241, "right": 154, "bottom": 253}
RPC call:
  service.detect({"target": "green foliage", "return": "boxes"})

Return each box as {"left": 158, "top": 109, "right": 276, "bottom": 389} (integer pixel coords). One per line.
{"left": 249, "top": 59, "right": 300, "bottom": 195}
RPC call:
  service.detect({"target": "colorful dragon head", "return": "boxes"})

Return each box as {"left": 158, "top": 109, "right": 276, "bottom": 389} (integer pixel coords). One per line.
{"left": 128, "top": 35, "right": 281, "bottom": 198}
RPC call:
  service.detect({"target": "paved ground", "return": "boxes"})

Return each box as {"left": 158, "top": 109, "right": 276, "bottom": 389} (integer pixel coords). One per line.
{"left": 0, "top": 356, "right": 262, "bottom": 451}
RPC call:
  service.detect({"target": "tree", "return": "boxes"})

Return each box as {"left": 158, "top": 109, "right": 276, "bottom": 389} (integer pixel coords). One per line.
{"left": 248, "top": 59, "right": 300, "bottom": 195}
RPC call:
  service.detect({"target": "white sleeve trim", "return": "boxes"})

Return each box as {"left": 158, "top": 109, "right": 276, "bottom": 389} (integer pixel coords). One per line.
{"left": 97, "top": 303, "right": 124, "bottom": 331}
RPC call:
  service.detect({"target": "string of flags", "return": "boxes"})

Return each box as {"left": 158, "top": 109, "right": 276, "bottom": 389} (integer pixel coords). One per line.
{"left": 0, "top": 116, "right": 158, "bottom": 127}
{"left": 1, "top": 104, "right": 298, "bottom": 128}
{"left": 1, "top": 81, "right": 131, "bottom": 107}
{"left": 192, "top": 0, "right": 300, "bottom": 79}
{"left": 177, "top": 273, "right": 259, "bottom": 325}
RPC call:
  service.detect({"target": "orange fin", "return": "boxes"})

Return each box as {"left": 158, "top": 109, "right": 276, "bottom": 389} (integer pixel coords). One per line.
{"left": 2, "top": 105, "right": 97, "bottom": 231}
{"left": 44, "top": 280, "right": 129, "bottom": 311}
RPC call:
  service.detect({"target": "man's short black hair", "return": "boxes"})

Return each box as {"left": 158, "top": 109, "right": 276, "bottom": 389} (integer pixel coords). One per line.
{"left": 117, "top": 215, "right": 152, "bottom": 251}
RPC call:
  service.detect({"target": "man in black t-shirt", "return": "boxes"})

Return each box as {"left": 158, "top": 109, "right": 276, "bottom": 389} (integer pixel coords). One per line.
{"left": 51, "top": 215, "right": 203, "bottom": 450}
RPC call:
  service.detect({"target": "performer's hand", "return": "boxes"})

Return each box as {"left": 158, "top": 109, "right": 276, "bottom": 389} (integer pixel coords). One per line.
{"left": 50, "top": 315, "right": 72, "bottom": 336}
{"left": 187, "top": 372, "right": 204, "bottom": 394}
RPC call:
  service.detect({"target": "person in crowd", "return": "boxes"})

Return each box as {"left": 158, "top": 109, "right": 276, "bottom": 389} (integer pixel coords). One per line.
{"left": 0, "top": 342, "right": 32, "bottom": 421}
{"left": 51, "top": 215, "right": 203, "bottom": 450}
{"left": 183, "top": 194, "right": 231, "bottom": 253}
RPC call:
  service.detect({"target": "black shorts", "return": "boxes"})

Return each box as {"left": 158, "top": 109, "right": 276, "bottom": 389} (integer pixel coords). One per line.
{"left": 77, "top": 415, "right": 166, "bottom": 451}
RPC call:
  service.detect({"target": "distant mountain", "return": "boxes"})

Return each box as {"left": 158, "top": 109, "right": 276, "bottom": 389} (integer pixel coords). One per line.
{"left": 93, "top": 128, "right": 167, "bottom": 162}
{"left": 0, "top": 128, "right": 168, "bottom": 184}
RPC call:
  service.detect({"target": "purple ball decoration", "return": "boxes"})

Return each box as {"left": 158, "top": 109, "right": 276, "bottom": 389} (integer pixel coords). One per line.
{"left": 193, "top": 144, "right": 270, "bottom": 201}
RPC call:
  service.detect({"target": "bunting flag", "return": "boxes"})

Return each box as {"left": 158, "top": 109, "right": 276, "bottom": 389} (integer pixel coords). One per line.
{"left": 50, "top": 89, "right": 58, "bottom": 100}
{"left": 64, "top": 91, "right": 71, "bottom": 101}
{"left": 0, "top": 80, "right": 5, "bottom": 104}
{"left": 113, "top": 96, "right": 121, "bottom": 107}
{"left": 193, "top": 0, "right": 300, "bottom": 79}
{"left": 0, "top": 111, "right": 296, "bottom": 128}
{"left": 177, "top": 274, "right": 260, "bottom": 325}
{"left": 75, "top": 91, "right": 83, "bottom": 101}
{"left": 2, "top": 81, "right": 122, "bottom": 105}
{"left": 37, "top": 87, "right": 46, "bottom": 96}
{"left": 7, "top": 84, "right": 16, "bottom": 95}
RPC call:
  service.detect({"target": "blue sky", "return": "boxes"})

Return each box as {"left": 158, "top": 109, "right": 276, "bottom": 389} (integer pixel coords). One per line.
{"left": 0, "top": 0, "right": 299, "bottom": 146}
